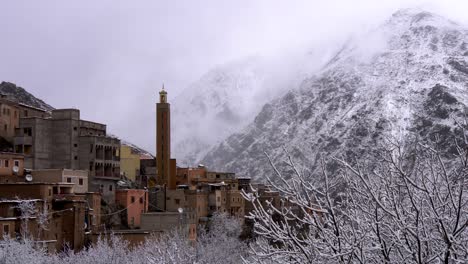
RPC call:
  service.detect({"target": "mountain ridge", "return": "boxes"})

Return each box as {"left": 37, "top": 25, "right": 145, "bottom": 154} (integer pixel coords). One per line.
{"left": 201, "top": 9, "right": 468, "bottom": 180}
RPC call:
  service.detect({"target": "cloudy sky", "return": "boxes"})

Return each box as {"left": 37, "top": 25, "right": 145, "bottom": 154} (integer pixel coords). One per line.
{"left": 0, "top": 0, "right": 467, "bottom": 153}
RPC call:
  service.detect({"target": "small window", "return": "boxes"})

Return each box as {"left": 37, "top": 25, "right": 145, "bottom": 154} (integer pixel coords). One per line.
{"left": 74, "top": 143, "right": 78, "bottom": 147}
{"left": 4, "top": 160, "right": 9, "bottom": 167}
{"left": 131, "top": 196, "right": 135, "bottom": 203}
{"left": 74, "top": 156, "right": 78, "bottom": 160}
{"left": 24, "top": 128, "right": 32, "bottom": 136}
{"left": 3, "top": 224, "right": 10, "bottom": 235}
{"left": 24, "top": 110, "right": 28, "bottom": 117}
{"left": 109, "top": 185, "right": 113, "bottom": 191}
{"left": 14, "top": 160, "right": 19, "bottom": 167}
{"left": 90, "top": 144, "right": 93, "bottom": 153}
{"left": 175, "top": 199, "right": 180, "bottom": 205}
{"left": 79, "top": 178, "right": 83, "bottom": 185}
{"left": 4, "top": 124, "right": 7, "bottom": 131}
{"left": 139, "top": 197, "right": 143, "bottom": 204}
{"left": 66, "top": 177, "right": 72, "bottom": 183}
{"left": 73, "top": 127, "right": 77, "bottom": 131}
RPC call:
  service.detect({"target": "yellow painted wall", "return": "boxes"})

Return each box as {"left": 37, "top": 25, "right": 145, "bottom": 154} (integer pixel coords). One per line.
{"left": 120, "top": 145, "right": 140, "bottom": 181}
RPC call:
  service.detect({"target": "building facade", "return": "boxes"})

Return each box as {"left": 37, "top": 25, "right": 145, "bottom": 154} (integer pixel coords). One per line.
{"left": 120, "top": 144, "right": 141, "bottom": 182}
{"left": 115, "top": 189, "right": 148, "bottom": 229}
{"left": 13, "top": 109, "right": 120, "bottom": 203}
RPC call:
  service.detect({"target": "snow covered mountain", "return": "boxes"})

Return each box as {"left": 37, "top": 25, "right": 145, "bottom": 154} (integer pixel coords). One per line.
{"left": 201, "top": 9, "right": 468, "bottom": 180}
{"left": 172, "top": 54, "right": 322, "bottom": 166}
{"left": 0, "top": 81, "right": 54, "bottom": 111}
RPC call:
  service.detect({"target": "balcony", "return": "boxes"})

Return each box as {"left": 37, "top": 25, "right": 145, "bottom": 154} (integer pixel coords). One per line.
{"left": 14, "top": 136, "right": 32, "bottom": 145}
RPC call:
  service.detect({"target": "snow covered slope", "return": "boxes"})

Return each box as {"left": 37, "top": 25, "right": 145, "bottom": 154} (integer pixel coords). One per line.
{"left": 172, "top": 54, "right": 322, "bottom": 166}
{"left": 202, "top": 9, "right": 468, "bottom": 179}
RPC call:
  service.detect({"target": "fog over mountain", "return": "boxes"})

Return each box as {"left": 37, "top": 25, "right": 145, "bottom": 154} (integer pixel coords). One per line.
{"left": 171, "top": 51, "right": 335, "bottom": 166}
{"left": 201, "top": 9, "right": 468, "bottom": 179}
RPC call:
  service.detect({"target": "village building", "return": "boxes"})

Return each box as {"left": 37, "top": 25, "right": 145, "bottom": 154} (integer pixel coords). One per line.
{"left": 0, "top": 95, "right": 50, "bottom": 151}
{"left": 0, "top": 182, "right": 87, "bottom": 252}
{"left": 13, "top": 108, "right": 121, "bottom": 204}
{"left": 0, "top": 152, "right": 25, "bottom": 183}
{"left": 115, "top": 188, "right": 148, "bottom": 229}
{"left": 120, "top": 144, "right": 141, "bottom": 182}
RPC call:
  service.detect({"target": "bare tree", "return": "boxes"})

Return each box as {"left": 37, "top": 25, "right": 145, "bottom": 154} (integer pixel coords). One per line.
{"left": 243, "top": 137, "right": 468, "bottom": 264}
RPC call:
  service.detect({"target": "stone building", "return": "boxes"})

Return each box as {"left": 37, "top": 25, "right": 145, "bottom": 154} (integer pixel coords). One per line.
{"left": 120, "top": 144, "right": 141, "bottom": 182}
{"left": 0, "top": 96, "right": 50, "bottom": 150}
{"left": 31, "top": 169, "right": 89, "bottom": 194}
{"left": 13, "top": 109, "right": 120, "bottom": 203}
{"left": 0, "top": 152, "right": 25, "bottom": 183}
{"left": 0, "top": 182, "right": 86, "bottom": 252}
{"left": 115, "top": 189, "right": 148, "bottom": 229}
{"left": 0, "top": 98, "right": 20, "bottom": 144}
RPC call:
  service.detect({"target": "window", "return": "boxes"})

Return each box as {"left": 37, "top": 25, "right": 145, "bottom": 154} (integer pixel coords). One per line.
{"left": 24, "top": 110, "right": 28, "bottom": 117}
{"left": 14, "top": 160, "right": 19, "bottom": 167}
{"left": 90, "top": 144, "right": 93, "bottom": 153}
{"left": 175, "top": 199, "right": 180, "bottom": 205}
{"left": 74, "top": 143, "right": 78, "bottom": 147}
{"left": 74, "top": 156, "right": 78, "bottom": 160}
{"left": 131, "top": 196, "right": 135, "bottom": 203}
{"left": 24, "top": 128, "right": 32, "bottom": 136}
{"left": 66, "top": 177, "right": 72, "bottom": 183}
{"left": 4, "top": 160, "right": 9, "bottom": 167}
{"left": 109, "top": 185, "right": 113, "bottom": 191}
{"left": 3, "top": 224, "right": 10, "bottom": 236}
{"left": 73, "top": 127, "right": 77, "bottom": 131}
{"left": 4, "top": 124, "right": 7, "bottom": 131}
{"left": 79, "top": 178, "right": 83, "bottom": 185}
{"left": 139, "top": 197, "right": 143, "bottom": 204}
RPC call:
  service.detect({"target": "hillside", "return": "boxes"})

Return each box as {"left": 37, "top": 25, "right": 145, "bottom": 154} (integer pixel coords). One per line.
{"left": 201, "top": 9, "right": 468, "bottom": 180}
{"left": 0, "top": 81, "right": 54, "bottom": 111}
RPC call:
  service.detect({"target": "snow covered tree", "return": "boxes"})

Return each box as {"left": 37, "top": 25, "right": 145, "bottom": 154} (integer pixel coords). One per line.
{"left": 244, "top": 135, "right": 468, "bottom": 263}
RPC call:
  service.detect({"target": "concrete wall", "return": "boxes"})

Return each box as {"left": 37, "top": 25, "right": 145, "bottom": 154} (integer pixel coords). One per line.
{"left": 140, "top": 212, "right": 184, "bottom": 231}
{"left": 32, "top": 169, "right": 89, "bottom": 194}
{"left": 0, "top": 183, "right": 52, "bottom": 200}
{"left": 86, "top": 192, "right": 101, "bottom": 232}
{"left": 0, "top": 100, "right": 19, "bottom": 143}
{"left": 115, "top": 189, "right": 148, "bottom": 228}
{"left": 120, "top": 145, "right": 140, "bottom": 181}
{"left": 0, "top": 152, "right": 24, "bottom": 179}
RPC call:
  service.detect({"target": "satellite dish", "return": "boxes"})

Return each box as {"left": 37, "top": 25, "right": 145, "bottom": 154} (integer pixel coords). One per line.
{"left": 178, "top": 207, "right": 184, "bottom": 214}
{"left": 25, "top": 174, "right": 33, "bottom": 182}
{"left": 12, "top": 166, "right": 19, "bottom": 175}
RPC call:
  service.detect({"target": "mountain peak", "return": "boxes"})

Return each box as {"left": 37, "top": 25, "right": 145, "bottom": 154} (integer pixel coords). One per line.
{"left": 387, "top": 8, "right": 459, "bottom": 29}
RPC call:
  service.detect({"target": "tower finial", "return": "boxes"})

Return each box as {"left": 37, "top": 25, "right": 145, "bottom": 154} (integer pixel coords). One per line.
{"left": 162, "top": 83, "right": 165, "bottom": 91}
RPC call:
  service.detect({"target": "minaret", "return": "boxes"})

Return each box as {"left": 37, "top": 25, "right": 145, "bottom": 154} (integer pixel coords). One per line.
{"left": 156, "top": 86, "right": 172, "bottom": 189}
